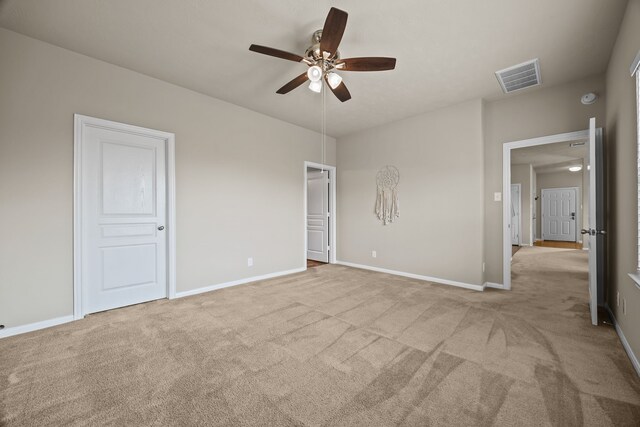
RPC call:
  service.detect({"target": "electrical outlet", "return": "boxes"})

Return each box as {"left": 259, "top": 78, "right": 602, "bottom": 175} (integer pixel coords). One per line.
{"left": 494, "top": 192, "right": 502, "bottom": 202}
{"left": 617, "top": 292, "right": 620, "bottom": 307}
{"left": 371, "top": 250, "right": 377, "bottom": 258}
{"left": 623, "top": 298, "right": 627, "bottom": 315}
{"left": 247, "top": 257, "right": 253, "bottom": 267}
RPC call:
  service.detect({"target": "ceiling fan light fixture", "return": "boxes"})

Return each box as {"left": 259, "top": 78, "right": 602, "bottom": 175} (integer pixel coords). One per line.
{"left": 307, "top": 65, "right": 323, "bottom": 82}
{"left": 327, "top": 72, "right": 342, "bottom": 89}
{"left": 308, "top": 80, "right": 322, "bottom": 93}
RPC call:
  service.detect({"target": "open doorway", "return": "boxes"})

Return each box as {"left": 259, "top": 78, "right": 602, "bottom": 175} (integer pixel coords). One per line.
{"left": 304, "top": 162, "right": 337, "bottom": 269}
{"left": 511, "top": 140, "right": 587, "bottom": 251}
{"left": 503, "top": 120, "right": 605, "bottom": 326}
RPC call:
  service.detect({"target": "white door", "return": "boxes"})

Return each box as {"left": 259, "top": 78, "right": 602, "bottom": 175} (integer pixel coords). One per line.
{"left": 542, "top": 188, "right": 577, "bottom": 242}
{"left": 511, "top": 184, "right": 521, "bottom": 245}
{"left": 81, "top": 124, "right": 167, "bottom": 314}
{"left": 585, "top": 117, "right": 605, "bottom": 326}
{"left": 307, "top": 170, "right": 329, "bottom": 262}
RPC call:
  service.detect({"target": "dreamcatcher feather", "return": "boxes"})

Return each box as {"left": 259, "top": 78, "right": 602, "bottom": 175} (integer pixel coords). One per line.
{"left": 375, "top": 166, "right": 399, "bottom": 225}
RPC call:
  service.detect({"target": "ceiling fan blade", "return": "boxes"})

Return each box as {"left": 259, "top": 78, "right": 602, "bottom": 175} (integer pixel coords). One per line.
{"left": 320, "top": 7, "right": 348, "bottom": 58}
{"left": 325, "top": 76, "right": 351, "bottom": 102}
{"left": 249, "top": 44, "right": 304, "bottom": 62}
{"left": 336, "top": 57, "right": 397, "bottom": 71}
{"left": 276, "top": 72, "right": 309, "bottom": 94}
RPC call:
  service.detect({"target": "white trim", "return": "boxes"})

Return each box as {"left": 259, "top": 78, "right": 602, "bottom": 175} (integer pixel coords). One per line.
{"left": 174, "top": 267, "right": 305, "bottom": 299}
{"left": 503, "top": 130, "right": 589, "bottom": 290}
{"left": 73, "top": 114, "right": 177, "bottom": 318}
{"left": 511, "top": 183, "right": 522, "bottom": 245}
{"left": 0, "top": 315, "right": 75, "bottom": 339}
{"left": 528, "top": 164, "right": 535, "bottom": 246}
{"left": 303, "top": 162, "right": 337, "bottom": 266}
{"left": 628, "top": 272, "right": 640, "bottom": 290}
{"left": 605, "top": 304, "right": 640, "bottom": 377}
{"left": 167, "top": 137, "right": 177, "bottom": 299}
{"left": 336, "top": 261, "right": 484, "bottom": 291}
{"left": 630, "top": 49, "right": 640, "bottom": 76}
{"left": 484, "top": 282, "right": 505, "bottom": 290}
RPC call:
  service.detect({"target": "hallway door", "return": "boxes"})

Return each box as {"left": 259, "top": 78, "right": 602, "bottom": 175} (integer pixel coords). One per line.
{"left": 306, "top": 170, "right": 329, "bottom": 262}
{"left": 542, "top": 188, "right": 577, "bottom": 242}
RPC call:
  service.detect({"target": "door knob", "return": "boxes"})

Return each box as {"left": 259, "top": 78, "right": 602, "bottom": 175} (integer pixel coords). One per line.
{"left": 158, "top": 226, "right": 165, "bottom": 231}
{"left": 580, "top": 229, "right": 589, "bottom": 235}
{"left": 596, "top": 230, "right": 606, "bottom": 235}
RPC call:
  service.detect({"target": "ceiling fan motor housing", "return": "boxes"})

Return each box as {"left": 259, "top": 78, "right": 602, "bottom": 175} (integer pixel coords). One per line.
{"left": 305, "top": 30, "right": 340, "bottom": 65}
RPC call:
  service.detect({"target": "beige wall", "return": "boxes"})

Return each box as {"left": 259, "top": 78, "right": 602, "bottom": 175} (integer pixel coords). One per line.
{"left": 511, "top": 164, "right": 532, "bottom": 245}
{"left": 535, "top": 170, "right": 584, "bottom": 241}
{"left": 484, "top": 75, "right": 606, "bottom": 284}
{"left": 0, "top": 29, "right": 336, "bottom": 329}
{"left": 337, "top": 100, "right": 485, "bottom": 286}
{"left": 605, "top": 0, "right": 640, "bottom": 361}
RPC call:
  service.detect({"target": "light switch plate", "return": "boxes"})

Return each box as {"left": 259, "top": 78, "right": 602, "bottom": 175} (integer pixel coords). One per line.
{"left": 494, "top": 192, "right": 502, "bottom": 202}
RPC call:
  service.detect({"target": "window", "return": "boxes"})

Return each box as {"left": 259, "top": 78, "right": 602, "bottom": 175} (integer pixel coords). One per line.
{"left": 634, "top": 51, "right": 640, "bottom": 272}
{"left": 637, "top": 70, "right": 640, "bottom": 270}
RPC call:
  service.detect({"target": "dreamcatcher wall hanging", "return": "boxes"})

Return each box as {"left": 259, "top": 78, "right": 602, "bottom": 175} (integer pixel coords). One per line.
{"left": 375, "top": 165, "right": 400, "bottom": 225}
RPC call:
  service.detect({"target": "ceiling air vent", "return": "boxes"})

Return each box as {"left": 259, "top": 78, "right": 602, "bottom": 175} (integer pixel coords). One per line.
{"left": 495, "top": 59, "right": 541, "bottom": 93}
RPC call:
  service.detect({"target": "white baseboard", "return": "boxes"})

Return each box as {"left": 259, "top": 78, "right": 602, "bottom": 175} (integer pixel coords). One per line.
{"left": 0, "top": 315, "right": 75, "bottom": 339}
{"left": 336, "top": 261, "right": 484, "bottom": 291}
{"left": 0, "top": 268, "right": 307, "bottom": 338}
{"left": 484, "top": 282, "right": 505, "bottom": 290}
{"left": 605, "top": 304, "right": 640, "bottom": 377}
{"left": 173, "top": 267, "right": 306, "bottom": 299}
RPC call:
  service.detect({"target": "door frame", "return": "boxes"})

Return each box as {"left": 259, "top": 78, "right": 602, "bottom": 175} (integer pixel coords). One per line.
{"left": 303, "top": 161, "right": 337, "bottom": 267}
{"left": 73, "top": 114, "right": 177, "bottom": 319}
{"left": 541, "top": 187, "right": 580, "bottom": 242}
{"left": 502, "top": 129, "right": 589, "bottom": 290}
{"left": 510, "top": 183, "right": 522, "bottom": 246}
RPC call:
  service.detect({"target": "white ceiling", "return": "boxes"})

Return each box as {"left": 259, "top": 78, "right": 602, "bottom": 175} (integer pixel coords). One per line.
{"left": 0, "top": 0, "right": 628, "bottom": 137}
{"left": 512, "top": 140, "right": 587, "bottom": 174}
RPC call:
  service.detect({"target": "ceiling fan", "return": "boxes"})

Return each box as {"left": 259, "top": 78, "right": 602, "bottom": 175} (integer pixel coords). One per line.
{"left": 249, "top": 7, "right": 396, "bottom": 102}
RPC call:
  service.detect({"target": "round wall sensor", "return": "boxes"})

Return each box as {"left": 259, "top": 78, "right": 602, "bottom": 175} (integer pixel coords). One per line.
{"left": 581, "top": 93, "right": 597, "bottom": 105}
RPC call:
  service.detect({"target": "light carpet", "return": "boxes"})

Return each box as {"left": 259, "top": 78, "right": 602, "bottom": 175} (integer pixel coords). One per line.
{"left": 1, "top": 247, "right": 639, "bottom": 425}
